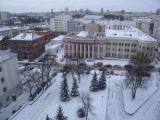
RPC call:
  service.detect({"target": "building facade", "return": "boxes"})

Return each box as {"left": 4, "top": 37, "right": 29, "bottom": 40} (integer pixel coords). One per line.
{"left": 0, "top": 27, "right": 13, "bottom": 37}
{"left": 0, "top": 36, "right": 9, "bottom": 50}
{"left": 67, "top": 20, "right": 83, "bottom": 34}
{"left": 105, "top": 28, "right": 156, "bottom": 62}
{"left": 64, "top": 28, "right": 156, "bottom": 62}
{"left": 0, "top": 11, "right": 11, "bottom": 21}
{"left": 50, "top": 14, "right": 72, "bottom": 32}
{"left": 64, "top": 31, "right": 106, "bottom": 59}
{"left": 10, "top": 33, "right": 46, "bottom": 59}
{"left": 0, "top": 51, "right": 23, "bottom": 108}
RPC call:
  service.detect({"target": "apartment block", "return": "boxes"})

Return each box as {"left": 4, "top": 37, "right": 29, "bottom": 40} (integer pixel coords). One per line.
{"left": 0, "top": 51, "right": 23, "bottom": 108}
{"left": 50, "top": 14, "right": 72, "bottom": 32}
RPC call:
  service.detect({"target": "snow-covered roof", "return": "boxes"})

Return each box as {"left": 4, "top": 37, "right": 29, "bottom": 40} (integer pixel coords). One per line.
{"left": 0, "top": 51, "right": 17, "bottom": 63}
{"left": 0, "top": 36, "right": 5, "bottom": 41}
{"left": 83, "top": 15, "right": 103, "bottom": 20}
{"left": 105, "top": 27, "right": 157, "bottom": 43}
{"left": 10, "top": 33, "right": 43, "bottom": 41}
{"left": 48, "top": 44, "right": 61, "bottom": 49}
{"left": 0, "top": 27, "right": 12, "bottom": 31}
{"left": 53, "top": 35, "right": 64, "bottom": 41}
{"left": 76, "top": 31, "right": 89, "bottom": 37}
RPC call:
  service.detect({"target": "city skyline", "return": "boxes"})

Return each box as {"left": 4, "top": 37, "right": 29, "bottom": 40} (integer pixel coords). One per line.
{"left": 0, "top": 0, "right": 159, "bottom": 13}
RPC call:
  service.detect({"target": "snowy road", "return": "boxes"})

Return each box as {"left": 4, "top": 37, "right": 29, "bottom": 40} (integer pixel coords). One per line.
{"left": 10, "top": 73, "right": 62, "bottom": 120}
{"left": 108, "top": 75, "right": 131, "bottom": 120}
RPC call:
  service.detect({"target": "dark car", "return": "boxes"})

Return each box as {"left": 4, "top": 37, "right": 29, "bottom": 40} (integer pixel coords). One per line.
{"left": 99, "top": 68, "right": 106, "bottom": 71}
{"left": 113, "top": 65, "right": 121, "bottom": 68}
{"left": 104, "top": 64, "right": 112, "bottom": 68}
{"left": 124, "top": 65, "right": 133, "bottom": 69}
{"left": 79, "top": 63, "right": 86, "bottom": 66}
{"left": 36, "top": 87, "right": 42, "bottom": 95}
{"left": 28, "top": 66, "right": 34, "bottom": 71}
{"left": 52, "top": 72, "right": 57, "bottom": 77}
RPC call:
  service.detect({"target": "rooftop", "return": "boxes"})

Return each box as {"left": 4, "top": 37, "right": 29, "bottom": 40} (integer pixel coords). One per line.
{"left": 0, "top": 36, "right": 5, "bottom": 41}
{"left": 53, "top": 35, "right": 64, "bottom": 41}
{"left": 0, "top": 51, "right": 17, "bottom": 63}
{"left": 0, "top": 27, "right": 12, "bottom": 32}
{"left": 105, "top": 27, "right": 157, "bottom": 42}
{"left": 10, "top": 33, "right": 43, "bottom": 41}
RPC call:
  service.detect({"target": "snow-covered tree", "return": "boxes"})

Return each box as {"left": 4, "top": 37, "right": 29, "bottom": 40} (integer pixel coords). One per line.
{"left": 90, "top": 72, "right": 98, "bottom": 91}
{"left": 46, "top": 114, "right": 51, "bottom": 120}
{"left": 98, "top": 71, "right": 106, "bottom": 90}
{"left": 55, "top": 105, "right": 68, "bottom": 120}
{"left": 80, "top": 92, "right": 96, "bottom": 120}
{"left": 60, "top": 77, "right": 70, "bottom": 101}
{"left": 71, "top": 77, "right": 79, "bottom": 97}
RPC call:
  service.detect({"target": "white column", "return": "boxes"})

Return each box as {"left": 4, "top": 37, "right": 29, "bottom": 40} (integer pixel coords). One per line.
{"left": 84, "top": 44, "right": 86, "bottom": 58}
{"left": 80, "top": 44, "right": 82, "bottom": 58}
{"left": 72, "top": 43, "right": 74, "bottom": 58}
{"left": 76, "top": 44, "right": 78, "bottom": 58}
{"left": 97, "top": 44, "right": 100, "bottom": 58}
{"left": 103, "top": 44, "right": 105, "bottom": 58}
{"left": 92, "top": 44, "right": 94, "bottom": 59}
{"left": 88, "top": 44, "right": 90, "bottom": 58}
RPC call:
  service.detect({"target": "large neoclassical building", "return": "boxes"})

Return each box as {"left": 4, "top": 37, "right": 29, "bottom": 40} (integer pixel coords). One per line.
{"left": 63, "top": 27, "right": 157, "bottom": 62}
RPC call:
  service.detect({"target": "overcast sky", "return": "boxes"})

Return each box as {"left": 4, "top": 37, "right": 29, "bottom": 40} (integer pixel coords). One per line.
{"left": 0, "top": 0, "right": 159, "bottom": 13}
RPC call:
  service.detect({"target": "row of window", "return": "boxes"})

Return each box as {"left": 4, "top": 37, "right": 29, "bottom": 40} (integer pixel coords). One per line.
{"left": 106, "top": 53, "right": 136, "bottom": 58}
{"left": 106, "top": 48, "right": 136, "bottom": 53}
{"left": 106, "top": 42, "right": 137, "bottom": 47}
{"left": 139, "top": 46, "right": 153, "bottom": 50}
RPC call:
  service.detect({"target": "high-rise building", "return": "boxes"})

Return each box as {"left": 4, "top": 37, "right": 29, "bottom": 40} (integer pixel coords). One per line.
{"left": 50, "top": 14, "right": 72, "bottom": 32}
{"left": 0, "top": 11, "right": 11, "bottom": 21}
{"left": 0, "top": 51, "right": 23, "bottom": 108}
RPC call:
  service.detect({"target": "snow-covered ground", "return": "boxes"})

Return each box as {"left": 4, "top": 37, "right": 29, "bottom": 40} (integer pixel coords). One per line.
{"left": 123, "top": 72, "right": 160, "bottom": 114}
{"left": 7, "top": 68, "right": 160, "bottom": 120}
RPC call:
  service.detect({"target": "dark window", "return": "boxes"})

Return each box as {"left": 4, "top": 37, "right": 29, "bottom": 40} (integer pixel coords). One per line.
{"left": 1, "top": 78, "right": 4, "bottom": 83}
{"left": 0, "top": 66, "right": 2, "bottom": 72}
{"left": 3, "top": 87, "right": 7, "bottom": 93}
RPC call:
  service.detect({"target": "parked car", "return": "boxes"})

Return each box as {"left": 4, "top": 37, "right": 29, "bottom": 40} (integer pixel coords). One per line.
{"left": 28, "top": 91, "right": 37, "bottom": 101}
{"left": 28, "top": 66, "right": 34, "bottom": 71}
{"left": 93, "top": 62, "right": 103, "bottom": 67}
{"left": 52, "top": 72, "right": 57, "bottom": 77}
{"left": 147, "top": 65, "right": 154, "bottom": 69}
{"left": 86, "top": 70, "right": 90, "bottom": 74}
{"left": 104, "top": 64, "right": 112, "bottom": 68}
{"left": 99, "top": 68, "right": 106, "bottom": 71}
{"left": 79, "top": 63, "right": 86, "bottom": 66}
{"left": 124, "top": 65, "right": 133, "bottom": 69}
{"left": 36, "top": 87, "right": 42, "bottom": 95}
{"left": 113, "top": 65, "right": 121, "bottom": 68}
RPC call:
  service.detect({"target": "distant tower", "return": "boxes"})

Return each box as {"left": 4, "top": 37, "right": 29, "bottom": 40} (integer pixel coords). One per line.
{"left": 64, "top": 7, "right": 69, "bottom": 14}
{"left": 51, "top": 9, "right": 53, "bottom": 14}
{"left": 101, "top": 8, "right": 104, "bottom": 15}
{"left": 156, "top": 8, "right": 160, "bottom": 15}
{"left": 86, "top": 8, "right": 89, "bottom": 14}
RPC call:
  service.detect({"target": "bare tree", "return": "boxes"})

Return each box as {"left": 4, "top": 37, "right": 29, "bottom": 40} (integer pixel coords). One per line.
{"left": 80, "top": 92, "right": 96, "bottom": 120}
{"left": 125, "top": 55, "right": 152, "bottom": 99}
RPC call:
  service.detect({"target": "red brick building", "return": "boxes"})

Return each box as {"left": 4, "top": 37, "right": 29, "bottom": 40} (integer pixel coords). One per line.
{"left": 0, "top": 36, "right": 10, "bottom": 50}
{"left": 29, "top": 31, "right": 66, "bottom": 44}
{"left": 10, "top": 33, "right": 46, "bottom": 59}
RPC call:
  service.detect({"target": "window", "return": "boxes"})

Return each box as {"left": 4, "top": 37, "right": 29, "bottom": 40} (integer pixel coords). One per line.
{"left": 1, "top": 77, "right": 4, "bottom": 83}
{"left": 100, "top": 47, "right": 103, "bottom": 52}
{"left": 3, "top": 87, "right": 7, "bottom": 93}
